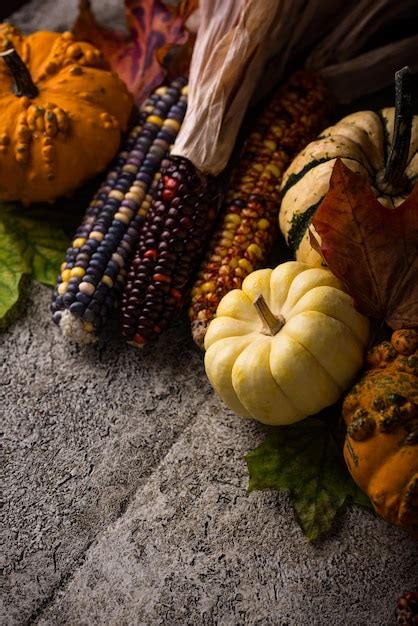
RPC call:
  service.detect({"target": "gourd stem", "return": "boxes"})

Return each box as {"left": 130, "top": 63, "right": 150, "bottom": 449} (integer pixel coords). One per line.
{"left": 253, "top": 294, "right": 285, "bottom": 336}
{"left": 383, "top": 66, "right": 412, "bottom": 188}
{"left": 0, "top": 47, "right": 38, "bottom": 99}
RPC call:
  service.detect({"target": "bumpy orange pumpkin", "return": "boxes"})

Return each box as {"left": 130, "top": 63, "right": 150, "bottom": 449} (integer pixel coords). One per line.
{"left": 343, "top": 329, "right": 418, "bottom": 539}
{"left": 0, "top": 24, "right": 133, "bottom": 204}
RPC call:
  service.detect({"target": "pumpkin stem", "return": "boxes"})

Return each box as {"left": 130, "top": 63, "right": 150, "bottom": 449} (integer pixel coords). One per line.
{"left": 382, "top": 66, "right": 412, "bottom": 190}
{"left": 253, "top": 294, "right": 285, "bottom": 336}
{"left": 0, "top": 47, "right": 38, "bottom": 99}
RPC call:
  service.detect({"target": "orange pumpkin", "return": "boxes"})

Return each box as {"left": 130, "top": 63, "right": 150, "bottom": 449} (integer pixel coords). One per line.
{"left": 0, "top": 24, "right": 133, "bottom": 204}
{"left": 343, "top": 329, "right": 418, "bottom": 539}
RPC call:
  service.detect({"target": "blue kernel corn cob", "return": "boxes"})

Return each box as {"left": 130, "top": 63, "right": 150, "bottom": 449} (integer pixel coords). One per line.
{"left": 51, "top": 77, "right": 188, "bottom": 343}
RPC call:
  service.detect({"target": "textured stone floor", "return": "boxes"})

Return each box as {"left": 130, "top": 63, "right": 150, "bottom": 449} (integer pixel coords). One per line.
{"left": 2, "top": 1, "right": 418, "bottom": 624}
{"left": 3, "top": 285, "right": 418, "bottom": 626}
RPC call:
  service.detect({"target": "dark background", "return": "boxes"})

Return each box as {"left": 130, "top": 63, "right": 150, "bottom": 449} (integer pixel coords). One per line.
{"left": 1, "top": 0, "right": 27, "bottom": 19}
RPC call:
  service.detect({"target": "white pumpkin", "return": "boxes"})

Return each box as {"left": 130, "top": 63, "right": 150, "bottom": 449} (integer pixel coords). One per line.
{"left": 204, "top": 262, "right": 369, "bottom": 425}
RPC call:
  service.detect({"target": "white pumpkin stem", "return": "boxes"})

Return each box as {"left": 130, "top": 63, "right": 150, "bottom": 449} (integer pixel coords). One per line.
{"left": 253, "top": 294, "right": 285, "bottom": 336}
{"left": 0, "top": 47, "right": 38, "bottom": 99}
{"left": 382, "top": 66, "right": 412, "bottom": 190}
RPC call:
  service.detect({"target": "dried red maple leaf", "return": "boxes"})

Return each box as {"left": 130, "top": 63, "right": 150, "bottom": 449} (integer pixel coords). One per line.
{"left": 312, "top": 158, "right": 418, "bottom": 329}
{"left": 73, "top": 0, "right": 197, "bottom": 104}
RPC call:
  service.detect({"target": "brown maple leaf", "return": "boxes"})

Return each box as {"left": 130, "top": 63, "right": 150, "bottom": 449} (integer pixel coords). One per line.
{"left": 312, "top": 158, "right": 418, "bottom": 329}
{"left": 73, "top": 0, "right": 197, "bottom": 104}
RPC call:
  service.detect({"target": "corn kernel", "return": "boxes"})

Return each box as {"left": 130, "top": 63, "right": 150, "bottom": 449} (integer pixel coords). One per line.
{"left": 112, "top": 253, "right": 124, "bottom": 267}
{"left": 123, "top": 164, "right": 138, "bottom": 174}
{"left": 101, "top": 275, "right": 113, "bottom": 288}
{"left": 238, "top": 258, "right": 253, "bottom": 273}
{"left": 201, "top": 281, "right": 216, "bottom": 293}
{"left": 83, "top": 322, "right": 94, "bottom": 333}
{"left": 114, "top": 212, "right": 130, "bottom": 224}
{"left": 149, "top": 115, "right": 165, "bottom": 127}
{"left": 133, "top": 180, "right": 147, "bottom": 191}
{"left": 70, "top": 267, "right": 85, "bottom": 279}
{"left": 272, "top": 125, "right": 283, "bottom": 138}
{"left": 225, "top": 213, "right": 241, "bottom": 224}
{"left": 58, "top": 281, "right": 68, "bottom": 295}
{"left": 265, "top": 164, "right": 281, "bottom": 177}
{"left": 109, "top": 189, "right": 125, "bottom": 201}
{"left": 79, "top": 282, "right": 95, "bottom": 296}
{"left": 163, "top": 119, "right": 181, "bottom": 132}
{"left": 264, "top": 140, "right": 277, "bottom": 151}
{"left": 89, "top": 231, "right": 104, "bottom": 241}
{"left": 119, "top": 207, "right": 134, "bottom": 218}
{"left": 229, "top": 258, "right": 238, "bottom": 269}
{"left": 257, "top": 218, "right": 269, "bottom": 230}
{"left": 72, "top": 237, "right": 86, "bottom": 248}
{"left": 60, "top": 262, "right": 67, "bottom": 272}
{"left": 61, "top": 269, "right": 71, "bottom": 282}
{"left": 215, "top": 247, "right": 227, "bottom": 258}
{"left": 247, "top": 243, "right": 262, "bottom": 259}
{"left": 126, "top": 190, "right": 144, "bottom": 203}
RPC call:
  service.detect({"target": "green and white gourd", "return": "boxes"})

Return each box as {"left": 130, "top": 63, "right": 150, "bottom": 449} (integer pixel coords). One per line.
{"left": 279, "top": 68, "right": 418, "bottom": 266}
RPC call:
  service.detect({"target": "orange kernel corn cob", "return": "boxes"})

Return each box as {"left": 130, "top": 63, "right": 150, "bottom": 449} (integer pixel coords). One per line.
{"left": 189, "top": 70, "right": 331, "bottom": 348}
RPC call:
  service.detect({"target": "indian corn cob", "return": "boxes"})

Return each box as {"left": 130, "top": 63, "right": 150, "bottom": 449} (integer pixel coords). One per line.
{"left": 188, "top": 70, "right": 330, "bottom": 348}
{"left": 51, "top": 77, "right": 188, "bottom": 342}
{"left": 120, "top": 156, "right": 219, "bottom": 346}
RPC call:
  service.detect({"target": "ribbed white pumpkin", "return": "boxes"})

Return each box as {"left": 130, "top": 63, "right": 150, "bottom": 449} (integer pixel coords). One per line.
{"left": 279, "top": 107, "right": 418, "bottom": 266}
{"left": 204, "top": 262, "right": 369, "bottom": 425}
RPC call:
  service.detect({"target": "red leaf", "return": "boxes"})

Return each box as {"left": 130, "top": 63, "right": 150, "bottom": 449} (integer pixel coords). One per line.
{"left": 73, "top": 0, "right": 196, "bottom": 104}
{"left": 312, "top": 158, "right": 418, "bottom": 329}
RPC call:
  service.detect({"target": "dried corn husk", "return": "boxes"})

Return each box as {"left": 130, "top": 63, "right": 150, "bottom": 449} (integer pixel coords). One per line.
{"left": 172, "top": 0, "right": 418, "bottom": 174}
{"left": 306, "top": 0, "right": 418, "bottom": 103}
{"left": 172, "top": 0, "right": 307, "bottom": 176}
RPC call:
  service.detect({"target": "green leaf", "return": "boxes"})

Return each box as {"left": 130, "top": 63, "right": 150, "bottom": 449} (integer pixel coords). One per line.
{"left": 246, "top": 418, "right": 372, "bottom": 542}
{"left": 0, "top": 219, "right": 30, "bottom": 328}
{"left": 11, "top": 215, "right": 69, "bottom": 286}
{"left": 0, "top": 203, "right": 69, "bottom": 327}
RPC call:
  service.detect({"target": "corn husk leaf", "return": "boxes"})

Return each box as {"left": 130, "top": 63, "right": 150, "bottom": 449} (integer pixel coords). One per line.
{"left": 172, "top": 0, "right": 303, "bottom": 175}
{"left": 306, "top": 0, "right": 418, "bottom": 103}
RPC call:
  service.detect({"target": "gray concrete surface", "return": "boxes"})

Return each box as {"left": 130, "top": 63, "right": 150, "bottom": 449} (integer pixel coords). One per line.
{"left": 2, "top": 283, "right": 418, "bottom": 626}
{"left": 2, "top": 1, "right": 418, "bottom": 624}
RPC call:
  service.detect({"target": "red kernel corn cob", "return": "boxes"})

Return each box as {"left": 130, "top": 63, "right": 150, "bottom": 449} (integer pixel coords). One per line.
{"left": 189, "top": 70, "right": 330, "bottom": 348}
{"left": 120, "top": 156, "right": 218, "bottom": 346}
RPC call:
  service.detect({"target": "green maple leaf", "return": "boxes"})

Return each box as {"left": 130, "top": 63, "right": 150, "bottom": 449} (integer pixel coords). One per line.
{"left": 0, "top": 203, "right": 69, "bottom": 328}
{"left": 246, "top": 418, "right": 372, "bottom": 542}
